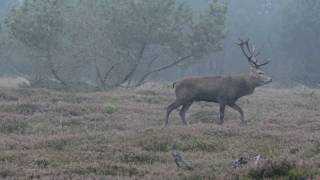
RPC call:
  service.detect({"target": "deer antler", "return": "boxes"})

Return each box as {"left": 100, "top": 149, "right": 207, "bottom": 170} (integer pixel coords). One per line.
{"left": 238, "top": 39, "right": 270, "bottom": 68}
{"left": 256, "top": 58, "right": 270, "bottom": 68}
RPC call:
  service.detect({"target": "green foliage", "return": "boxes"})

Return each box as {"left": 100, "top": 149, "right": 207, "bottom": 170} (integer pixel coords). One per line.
{"left": 190, "top": 0, "right": 227, "bottom": 56}
{"left": 6, "top": 0, "right": 71, "bottom": 86}
{"left": 6, "top": 0, "right": 65, "bottom": 51}
{"left": 102, "top": 103, "right": 116, "bottom": 114}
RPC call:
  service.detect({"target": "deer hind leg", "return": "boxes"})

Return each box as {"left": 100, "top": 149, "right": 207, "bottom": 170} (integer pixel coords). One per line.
{"left": 219, "top": 103, "right": 226, "bottom": 125}
{"left": 165, "top": 101, "right": 182, "bottom": 127}
{"left": 230, "top": 104, "right": 245, "bottom": 124}
{"left": 179, "top": 102, "right": 193, "bottom": 126}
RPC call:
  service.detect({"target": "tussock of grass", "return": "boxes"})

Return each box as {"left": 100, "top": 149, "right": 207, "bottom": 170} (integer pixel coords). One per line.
{"left": 176, "top": 138, "right": 225, "bottom": 153}
{"left": 137, "top": 128, "right": 225, "bottom": 153}
{"left": 304, "top": 142, "right": 320, "bottom": 158}
{"left": 102, "top": 102, "right": 116, "bottom": 114}
{"left": 190, "top": 111, "right": 219, "bottom": 124}
{"left": 135, "top": 90, "right": 158, "bottom": 96}
{"left": 16, "top": 103, "right": 48, "bottom": 114}
{"left": 0, "top": 92, "right": 19, "bottom": 101}
{"left": 0, "top": 170, "right": 16, "bottom": 178}
{"left": 294, "top": 85, "right": 320, "bottom": 98}
{"left": 120, "top": 151, "right": 160, "bottom": 164}
{"left": 140, "top": 138, "right": 172, "bottom": 152}
{"left": 35, "top": 137, "right": 71, "bottom": 151}
{"left": 0, "top": 154, "right": 16, "bottom": 162}
{"left": 0, "top": 118, "right": 28, "bottom": 134}
{"left": 69, "top": 163, "right": 141, "bottom": 177}
{"left": 181, "top": 175, "right": 217, "bottom": 180}
{"left": 243, "top": 159, "right": 319, "bottom": 179}
{"left": 33, "top": 159, "right": 50, "bottom": 169}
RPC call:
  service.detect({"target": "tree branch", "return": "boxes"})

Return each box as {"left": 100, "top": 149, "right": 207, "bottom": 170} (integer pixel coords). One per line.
{"left": 111, "top": 43, "right": 147, "bottom": 88}
{"left": 93, "top": 58, "right": 106, "bottom": 90}
{"left": 103, "top": 65, "right": 116, "bottom": 83}
{"left": 135, "top": 54, "right": 193, "bottom": 87}
{"left": 47, "top": 48, "right": 67, "bottom": 86}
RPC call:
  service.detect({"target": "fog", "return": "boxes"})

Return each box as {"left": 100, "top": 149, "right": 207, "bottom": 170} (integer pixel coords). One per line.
{"left": 0, "top": 0, "right": 319, "bottom": 90}
{"left": 0, "top": 1, "right": 319, "bottom": 178}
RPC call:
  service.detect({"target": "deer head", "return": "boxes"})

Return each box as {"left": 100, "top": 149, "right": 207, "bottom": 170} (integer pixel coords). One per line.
{"left": 238, "top": 39, "right": 272, "bottom": 86}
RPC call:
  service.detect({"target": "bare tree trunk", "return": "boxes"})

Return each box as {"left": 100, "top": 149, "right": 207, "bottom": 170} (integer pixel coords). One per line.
{"left": 110, "top": 44, "right": 146, "bottom": 88}
{"left": 94, "top": 58, "right": 107, "bottom": 90}
{"left": 47, "top": 48, "right": 67, "bottom": 86}
{"left": 94, "top": 58, "right": 116, "bottom": 91}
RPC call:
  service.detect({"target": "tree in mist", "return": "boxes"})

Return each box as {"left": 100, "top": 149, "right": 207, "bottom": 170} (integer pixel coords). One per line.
{"left": 282, "top": 0, "right": 320, "bottom": 86}
{"left": 4, "top": 0, "right": 226, "bottom": 90}
{"left": 72, "top": 0, "right": 227, "bottom": 89}
{"left": 6, "top": 0, "right": 68, "bottom": 86}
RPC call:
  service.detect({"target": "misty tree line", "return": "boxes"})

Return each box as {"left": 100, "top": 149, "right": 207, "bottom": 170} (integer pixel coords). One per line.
{"left": 224, "top": 0, "right": 320, "bottom": 87}
{"left": 1, "top": 0, "right": 226, "bottom": 90}
{"left": 0, "top": 0, "right": 319, "bottom": 90}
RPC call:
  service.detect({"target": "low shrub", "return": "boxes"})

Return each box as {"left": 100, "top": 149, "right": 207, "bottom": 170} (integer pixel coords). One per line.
{"left": 102, "top": 103, "right": 116, "bottom": 114}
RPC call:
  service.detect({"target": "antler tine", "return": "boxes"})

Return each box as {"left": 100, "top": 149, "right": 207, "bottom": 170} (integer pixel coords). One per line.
{"left": 257, "top": 58, "right": 271, "bottom": 68}
{"left": 244, "top": 41, "right": 254, "bottom": 58}
{"left": 237, "top": 38, "right": 250, "bottom": 46}
{"left": 238, "top": 39, "right": 259, "bottom": 66}
{"left": 238, "top": 39, "right": 252, "bottom": 60}
{"left": 251, "top": 45, "right": 258, "bottom": 63}
{"left": 238, "top": 38, "right": 271, "bottom": 68}
{"left": 252, "top": 45, "right": 263, "bottom": 59}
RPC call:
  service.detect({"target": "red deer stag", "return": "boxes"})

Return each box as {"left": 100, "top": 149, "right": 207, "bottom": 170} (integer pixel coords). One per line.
{"left": 165, "top": 39, "right": 272, "bottom": 127}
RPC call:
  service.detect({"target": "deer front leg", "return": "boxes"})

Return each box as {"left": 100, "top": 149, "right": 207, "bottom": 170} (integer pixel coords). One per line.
{"left": 230, "top": 104, "right": 245, "bottom": 125}
{"left": 219, "top": 103, "right": 225, "bottom": 125}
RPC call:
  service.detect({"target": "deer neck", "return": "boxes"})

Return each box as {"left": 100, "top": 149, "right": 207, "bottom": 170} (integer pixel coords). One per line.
{"left": 243, "top": 75, "right": 259, "bottom": 94}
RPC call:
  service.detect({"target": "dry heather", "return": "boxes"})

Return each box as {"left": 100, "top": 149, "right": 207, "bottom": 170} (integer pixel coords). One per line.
{"left": 0, "top": 84, "right": 319, "bottom": 179}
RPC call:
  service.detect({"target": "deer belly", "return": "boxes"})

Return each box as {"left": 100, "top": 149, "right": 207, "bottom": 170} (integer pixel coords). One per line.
{"left": 194, "top": 93, "right": 218, "bottom": 102}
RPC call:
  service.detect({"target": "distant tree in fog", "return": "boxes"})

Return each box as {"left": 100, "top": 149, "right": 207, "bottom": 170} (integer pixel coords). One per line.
{"left": 4, "top": 0, "right": 320, "bottom": 88}
{"left": 5, "top": 0, "right": 227, "bottom": 90}
{"left": 282, "top": 0, "right": 320, "bottom": 86}
{"left": 6, "top": 0, "right": 69, "bottom": 86}
{"left": 72, "top": 0, "right": 227, "bottom": 89}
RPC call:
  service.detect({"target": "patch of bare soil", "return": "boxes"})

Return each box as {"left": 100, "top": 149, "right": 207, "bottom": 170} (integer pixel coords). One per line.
{"left": 0, "top": 85, "right": 319, "bottom": 179}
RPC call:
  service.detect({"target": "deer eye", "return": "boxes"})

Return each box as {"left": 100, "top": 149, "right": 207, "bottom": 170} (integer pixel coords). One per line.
{"left": 258, "top": 72, "right": 263, "bottom": 75}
